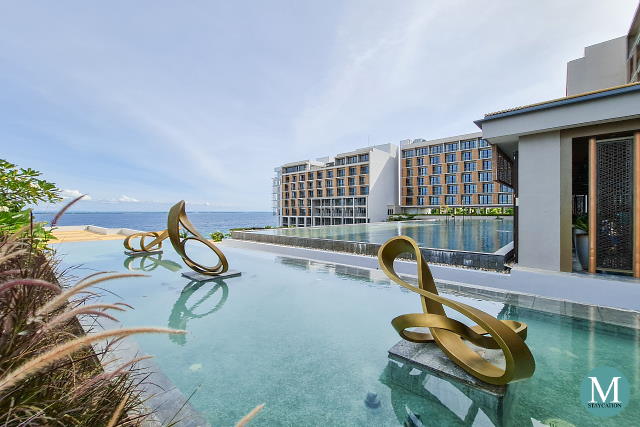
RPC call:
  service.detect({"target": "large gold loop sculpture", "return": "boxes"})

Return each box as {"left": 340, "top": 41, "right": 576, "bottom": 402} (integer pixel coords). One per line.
{"left": 378, "top": 236, "right": 535, "bottom": 385}
{"left": 168, "top": 200, "right": 229, "bottom": 276}
{"left": 123, "top": 230, "right": 169, "bottom": 253}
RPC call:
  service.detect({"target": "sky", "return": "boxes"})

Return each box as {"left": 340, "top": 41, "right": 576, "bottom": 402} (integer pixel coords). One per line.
{"left": 1, "top": 1, "right": 638, "bottom": 212}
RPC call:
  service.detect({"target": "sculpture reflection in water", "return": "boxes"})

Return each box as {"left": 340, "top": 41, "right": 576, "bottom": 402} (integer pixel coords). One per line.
{"left": 123, "top": 230, "right": 169, "bottom": 253}
{"left": 378, "top": 236, "right": 535, "bottom": 386}
{"left": 168, "top": 200, "right": 229, "bottom": 276}
{"left": 123, "top": 253, "right": 182, "bottom": 272}
{"left": 168, "top": 280, "right": 229, "bottom": 345}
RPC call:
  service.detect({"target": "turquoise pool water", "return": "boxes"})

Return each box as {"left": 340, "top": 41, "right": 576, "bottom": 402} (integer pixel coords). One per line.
{"left": 256, "top": 219, "right": 513, "bottom": 253}
{"left": 57, "top": 240, "right": 638, "bottom": 426}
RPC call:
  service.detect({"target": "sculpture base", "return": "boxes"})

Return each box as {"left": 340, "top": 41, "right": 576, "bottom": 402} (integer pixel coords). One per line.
{"left": 181, "top": 270, "right": 241, "bottom": 282}
{"left": 388, "top": 340, "right": 507, "bottom": 397}
{"left": 124, "top": 250, "right": 163, "bottom": 256}
{"left": 385, "top": 340, "right": 511, "bottom": 427}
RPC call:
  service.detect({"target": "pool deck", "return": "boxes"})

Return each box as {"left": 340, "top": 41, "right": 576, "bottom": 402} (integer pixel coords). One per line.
{"left": 51, "top": 229, "right": 126, "bottom": 243}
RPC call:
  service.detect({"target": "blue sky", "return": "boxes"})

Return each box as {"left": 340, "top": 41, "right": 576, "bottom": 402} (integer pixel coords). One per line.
{"left": 1, "top": 1, "right": 637, "bottom": 211}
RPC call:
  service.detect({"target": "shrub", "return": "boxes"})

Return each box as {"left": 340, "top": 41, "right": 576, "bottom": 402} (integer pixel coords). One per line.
{"left": 210, "top": 231, "right": 224, "bottom": 242}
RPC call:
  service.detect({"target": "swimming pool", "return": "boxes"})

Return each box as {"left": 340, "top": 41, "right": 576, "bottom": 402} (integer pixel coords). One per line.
{"left": 254, "top": 218, "right": 513, "bottom": 253}
{"left": 58, "top": 239, "right": 638, "bottom": 426}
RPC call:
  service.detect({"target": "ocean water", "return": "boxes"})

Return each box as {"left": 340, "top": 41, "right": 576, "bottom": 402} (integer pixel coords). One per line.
{"left": 33, "top": 211, "right": 277, "bottom": 235}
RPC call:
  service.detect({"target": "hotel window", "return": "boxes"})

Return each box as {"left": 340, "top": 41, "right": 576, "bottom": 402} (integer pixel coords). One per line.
{"left": 404, "top": 197, "right": 413, "bottom": 205}
{"left": 327, "top": 170, "right": 334, "bottom": 178}
{"left": 462, "top": 173, "right": 472, "bottom": 183}
{"left": 284, "top": 192, "right": 289, "bottom": 199}
{"left": 360, "top": 186, "right": 369, "bottom": 195}
{"left": 479, "top": 195, "right": 491, "bottom": 204}
{"left": 284, "top": 200, "right": 289, "bottom": 207}
{"left": 405, "top": 178, "right": 412, "bottom": 186}
{"left": 317, "top": 171, "right": 323, "bottom": 179}
{"left": 307, "top": 190, "right": 313, "bottom": 198}
{"left": 419, "top": 167, "right": 428, "bottom": 176}
{"left": 478, "top": 139, "right": 489, "bottom": 147}
{"left": 432, "top": 165, "right": 442, "bottom": 174}
{"left": 291, "top": 183, "right": 296, "bottom": 190}
{"left": 430, "top": 176, "right": 440, "bottom": 185}
{"left": 416, "top": 157, "right": 425, "bottom": 166}
{"left": 337, "top": 168, "right": 345, "bottom": 177}
{"left": 430, "top": 156, "right": 440, "bottom": 164}
{"left": 447, "top": 184, "right": 458, "bottom": 194}
{"left": 326, "top": 180, "right": 333, "bottom": 188}
{"left": 405, "top": 158, "right": 412, "bottom": 167}
{"left": 299, "top": 183, "right": 305, "bottom": 190}
{"left": 445, "top": 153, "right": 456, "bottom": 163}
{"left": 417, "top": 147, "right": 428, "bottom": 156}
{"left": 406, "top": 188, "right": 414, "bottom": 196}
{"left": 462, "top": 195, "right": 472, "bottom": 205}
{"left": 348, "top": 177, "right": 355, "bottom": 186}
{"left": 498, "top": 194, "right": 512, "bottom": 204}
{"left": 326, "top": 189, "right": 334, "bottom": 196}
{"left": 337, "top": 188, "right": 345, "bottom": 196}
{"left": 482, "top": 160, "right": 492, "bottom": 170}
{"left": 358, "top": 154, "right": 369, "bottom": 162}
{"left": 349, "top": 188, "right": 356, "bottom": 196}
{"left": 445, "top": 195, "right": 456, "bottom": 205}
{"left": 479, "top": 172, "right": 491, "bottom": 182}
{"left": 445, "top": 175, "right": 457, "bottom": 184}
{"left": 307, "top": 172, "right": 313, "bottom": 180}
{"left": 444, "top": 142, "right": 458, "bottom": 152}
{"left": 464, "top": 162, "right": 476, "bottom": 171}
{"left": 447, "top": 164, "right": 458, "bottom": 173}
{"left": 347, "top": 156, "right": 358, "bottom": 164}
{"left": 429, "top": 196, "right": 440, "bottom": 205}
{"left": 430, "top": 145, "right": 442, "bottom": 154}
{"left": 317, "top": 181, "right": 322, "bottom": 188}
{"left": 336, "top": 158, "right": 345, "bottom": 165}
{"left": 462, "top": 151, "right": 472, "bottom": 161}
{"left": 464, "top": 184, "right": 477, "bottom": 194}
{"left": 417, "top": 197, "right": 425, "bottom": 206}
{"left": 292, "top": 175, "right": 296, "bottom": 182}
{"left": 482, "top": 183, "right": 494, "bottom": 193}
{"left": 291, "top": 191, "right": 297, "bottom": 198}
{"left": 406, "top": 169, "right": 414, "bottom": 176}
{"left": 360, "top": 165, "right": 369, "bottom": 174}
{"left": 500, "top": 184, "right": 513, "bottom": 193}
{"left": 316, "top": 190, "right": 323, "bottom": 197}
{"left": 419, "top": 187, "right": 428, "bottom": 195}
{"left": 349, "top": 167, "right": 356, "bottom": 175}
{"left": 299, "top": 174, "right": 305, "bottom": 181}
{"left": 460, "top": 139, "right": 476, "bottom": 150}
{"left": 359, "top": 176, "right": 366, "bottom": 185}
{"left": 432, "top": 186, "right": 442, "bottom": 195}
{"left": 417, "top": 177, "right": 425, "bottom": 185}
{"left": 402, "top": 149, "right": 415, "bottom": 158}
{"left": 308, "top": 181, "right": 313, "bottom": 189}
{"left": 337, "top": 178, "right": 344, "bottom": 187}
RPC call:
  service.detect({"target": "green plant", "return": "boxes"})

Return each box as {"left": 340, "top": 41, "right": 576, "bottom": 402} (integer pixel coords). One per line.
{"left": 574, "top": 215, "right": 588, "bottom": 232}
{"left": 0, "top": 159, "right": 61, "bottom": 212}
{"left": 210, "top": 231, "right": 224, "bottom": 242}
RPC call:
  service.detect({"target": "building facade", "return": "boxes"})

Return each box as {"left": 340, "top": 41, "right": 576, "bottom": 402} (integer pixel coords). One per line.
{"left": 274, "top": 144, "right": 397, "bottom": 227}
{"left": 397, "top": 133, "right": 513, "bottom": 213}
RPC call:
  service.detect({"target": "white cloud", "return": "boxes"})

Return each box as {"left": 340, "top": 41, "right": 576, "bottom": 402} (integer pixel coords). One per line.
{"left": 61, "top": 189, "right": 92, "bottom": 200}
{"left": 117, "top": 195, "right": 139, "bottom": 202}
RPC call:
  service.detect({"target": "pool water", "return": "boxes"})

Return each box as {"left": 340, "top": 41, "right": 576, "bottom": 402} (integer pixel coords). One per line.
{"left": 57, "top": 240, "right": 638, "bottom": 426}
{"left": 256, "top": 219, "right": 513, "bottom": 253}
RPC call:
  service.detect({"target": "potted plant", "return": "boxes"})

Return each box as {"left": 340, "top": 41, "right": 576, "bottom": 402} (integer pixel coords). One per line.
{"left": 573, "top": 215, "right": 589, "bottom": 270}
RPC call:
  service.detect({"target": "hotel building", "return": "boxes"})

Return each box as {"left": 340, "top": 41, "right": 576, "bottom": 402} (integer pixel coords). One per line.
{"left": 397, "top": 132, "right": 513, "bottom": 213}
{"left": 274, "top": 144, "right": 398, "bottom": 227}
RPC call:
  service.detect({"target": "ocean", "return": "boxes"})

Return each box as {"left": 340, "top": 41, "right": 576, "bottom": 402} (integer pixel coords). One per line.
{"left": 33, "top": 211, "right": 277, "bottom": 235}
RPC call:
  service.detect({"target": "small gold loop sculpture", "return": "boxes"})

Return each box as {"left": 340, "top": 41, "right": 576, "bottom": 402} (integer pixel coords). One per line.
{"left": 378, "top": 236, "right": 535, "bottom": 385}
{"left": 168, "top": 200, "right": 229, "bottom": 276}
{"left": 123, "top": 230, "right": 169, "bottom": 253}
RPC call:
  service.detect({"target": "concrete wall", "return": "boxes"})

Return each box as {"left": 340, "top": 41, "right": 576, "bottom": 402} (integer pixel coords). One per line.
{"left": 566, "top": 36, "right": 627, "bottom": 96}
{"left": 517, "top": 131, "right": 572, "bottom": 271}
{"left": 368, "top": 146, "right": 398, "bottom": 222}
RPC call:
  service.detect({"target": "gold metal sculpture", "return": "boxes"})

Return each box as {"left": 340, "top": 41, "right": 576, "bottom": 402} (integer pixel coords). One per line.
{"left": 123, "top": 230, "right": 169, "bottom": 253}
{"left": 378, "top": 236, "right": 535, "bottom": 385}
{"left": 168, "top": 200, "right": 229, "bottom": 275}
{"left": 123, "top": 253, "right": 182, "bottom": 272}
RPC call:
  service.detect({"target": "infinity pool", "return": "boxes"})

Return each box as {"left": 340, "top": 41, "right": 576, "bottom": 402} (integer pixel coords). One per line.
{"left": 256, "top": 218, "right": 513, "bottom": 253}
{"left": 58, "top": 240, "right": 638, "bottom": 426}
